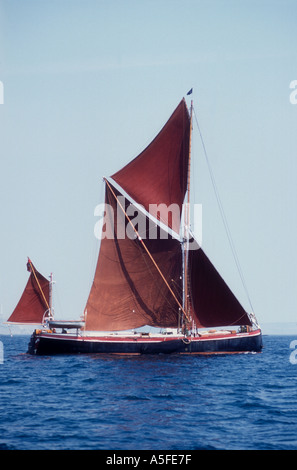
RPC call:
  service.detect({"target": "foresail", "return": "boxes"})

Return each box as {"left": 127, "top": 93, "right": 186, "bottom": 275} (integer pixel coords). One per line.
{"left": 111, "top": 99, "right": 191, "bottom": 234}
{"left": 7, "top": 260, "right": 50, "bottom": 324}
{"left": 85, "top": 183, "right": 183, "bottom": 331}
{"left": 189, "top": 239, "right": 252, "bottom": 328}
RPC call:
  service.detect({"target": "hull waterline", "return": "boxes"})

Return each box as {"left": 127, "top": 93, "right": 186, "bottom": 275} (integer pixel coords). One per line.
{"left": 27, "top": 329, "right": 262, "bottom": 355}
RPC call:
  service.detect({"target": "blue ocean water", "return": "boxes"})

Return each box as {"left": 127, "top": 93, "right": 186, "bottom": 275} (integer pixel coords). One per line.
{"left": 0, "top": 334, "right": 297, "bottom": 450}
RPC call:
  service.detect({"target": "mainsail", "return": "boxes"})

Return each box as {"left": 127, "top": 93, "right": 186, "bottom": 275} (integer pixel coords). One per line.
{"left": 7, "top": 259, "right": 50, "bottom": 324}
{"left": 85, "top": 183, "right": 183, "bottom": 331}
{"left": 85, "top": 98, "right": 252, "bottom": 332}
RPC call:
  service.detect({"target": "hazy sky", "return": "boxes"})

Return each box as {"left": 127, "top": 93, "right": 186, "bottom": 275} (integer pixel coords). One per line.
{"left": 0, "top": 0, "right": 296, "bottom": 331}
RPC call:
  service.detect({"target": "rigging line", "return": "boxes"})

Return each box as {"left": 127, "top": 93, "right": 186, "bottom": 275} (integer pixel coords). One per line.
{"left": 193, "top": 106, "right": 255, "bottom": 314}
{"left": 132, "top": 225, "right": 183, "bottom": 324}
{"left": 183, "top": 100, "right": 193, "bottom": 317}
{"left": 104, "top": 178, "right": 191, "bottom": 323}
{"left": 28, "top": 259, "right": 50, "bottom": 311}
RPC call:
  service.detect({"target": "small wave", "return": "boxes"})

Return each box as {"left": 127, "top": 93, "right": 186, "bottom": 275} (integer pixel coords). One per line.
{"left": 122, "top": 395, "right": 150, "bottom": 401}
{"left": 1, "top": 378, "right": 22, "bottom": 386}
{"left": 152, "top": 394, "right": 175, "bottom": 400}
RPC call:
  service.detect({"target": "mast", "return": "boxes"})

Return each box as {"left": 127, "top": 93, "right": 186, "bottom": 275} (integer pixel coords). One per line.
{"left": 49, "top": 272, "right": 54, "bottom": 320}
{"left": 182, "top": 99, "right": 193, "bottom": 331}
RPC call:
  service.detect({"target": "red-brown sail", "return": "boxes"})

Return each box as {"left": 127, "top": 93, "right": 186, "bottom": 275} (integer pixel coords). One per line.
{"left": 85, "top": 184, "right": 183, "bottom": 331}
{"left": 111, "top": 99, "right": 190, "bottom": 234}
{"left": 86, "top": 99, "right": 253, "bottom": 333}
{"left": 7, "top": 260, "right": 50, "bottom": 324}
{"left": 189, "top": 240, "right": 252, "bottom": 327}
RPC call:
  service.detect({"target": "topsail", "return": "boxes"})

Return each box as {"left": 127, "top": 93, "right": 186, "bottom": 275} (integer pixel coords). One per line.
{"left": 112, "top": 99, "right": 191, "bottom": 234}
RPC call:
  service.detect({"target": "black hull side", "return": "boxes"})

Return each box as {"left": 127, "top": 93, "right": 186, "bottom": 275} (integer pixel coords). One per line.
{"left": 28, "top": 330, "right": 262, "bottom": 355}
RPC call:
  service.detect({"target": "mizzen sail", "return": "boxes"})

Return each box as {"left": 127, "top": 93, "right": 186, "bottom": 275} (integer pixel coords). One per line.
{"left": 7, "top": 259, "right": 50, "bottom": 324}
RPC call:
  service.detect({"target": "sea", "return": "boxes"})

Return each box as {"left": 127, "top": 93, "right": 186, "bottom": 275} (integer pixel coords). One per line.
{"left": 0, "top": 334, "right": 297, "bottom": 452}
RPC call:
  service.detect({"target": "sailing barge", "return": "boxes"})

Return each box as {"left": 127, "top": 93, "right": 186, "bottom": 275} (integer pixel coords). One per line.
{"left": 7, "top": 97, "right": 262, "bottom": 355}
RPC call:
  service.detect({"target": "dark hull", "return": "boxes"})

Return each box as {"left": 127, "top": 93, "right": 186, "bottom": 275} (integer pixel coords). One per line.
{"left": 28, "top": 329, "right": 262, "bottom": 355}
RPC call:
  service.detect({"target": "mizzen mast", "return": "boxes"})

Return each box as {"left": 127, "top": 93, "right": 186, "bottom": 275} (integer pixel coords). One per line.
{"left": 49, "top": 272, "right": 55, "bottom": 320}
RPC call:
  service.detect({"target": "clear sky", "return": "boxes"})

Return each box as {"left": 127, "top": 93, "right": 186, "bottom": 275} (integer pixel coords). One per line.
{"left": 0, "top": 0, "right": 297, "bottom": 332}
